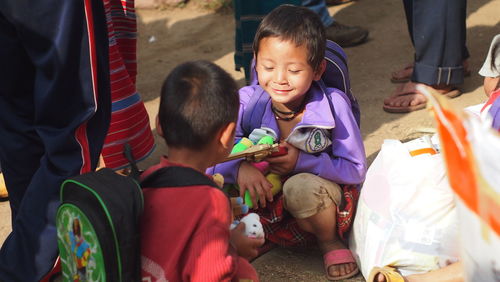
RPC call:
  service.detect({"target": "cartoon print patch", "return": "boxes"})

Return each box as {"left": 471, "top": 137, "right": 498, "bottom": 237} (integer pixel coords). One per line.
{"left": 57, "top": 204, "right": 105, "bottom": 281}
{"left": 287, "top": 127, "right": 332, "bottom": 153}
{"left": 305, "top": 128, "right": 330, "bottom": 153}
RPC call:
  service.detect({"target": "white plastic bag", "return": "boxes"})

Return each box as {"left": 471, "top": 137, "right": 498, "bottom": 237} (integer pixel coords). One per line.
{"left": 350, "top": 138, "right": 460, "bottom": 278}
{"left": 419, "top": 85, "right": 500, "bottom": 282}
{"left": 445, "top": 117, "right": 500, "bottom": 282}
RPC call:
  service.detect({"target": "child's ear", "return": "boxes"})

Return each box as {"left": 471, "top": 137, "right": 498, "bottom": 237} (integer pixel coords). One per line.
{"left": 219, "top": 122, "right": 236, "bottom": 149}
{"left": 155, "top": 115, "right": 164, "bottom": 137}
{"left": 313, "top": 59, "right": 326, "bottom": 81}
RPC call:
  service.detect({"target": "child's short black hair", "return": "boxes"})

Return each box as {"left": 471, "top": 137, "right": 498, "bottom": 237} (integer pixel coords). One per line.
{"left": 253, "top": 4, "right": 326, "bottom": 71}
{"left": 158, "top": 60, "right": 239, "bottom": 150}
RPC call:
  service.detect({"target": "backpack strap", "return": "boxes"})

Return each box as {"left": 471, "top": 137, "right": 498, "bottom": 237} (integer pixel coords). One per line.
{"left": 241, "top": 86, "right": 269, "bottom": 135}
{"left": 123, "top": 143, "right": 141, "bottom": 181}
{"left": 316, "top": 80, "right": 338, "bottom": 119}
{"left": 140, "top": 166, "right": 219, "bottom": 189}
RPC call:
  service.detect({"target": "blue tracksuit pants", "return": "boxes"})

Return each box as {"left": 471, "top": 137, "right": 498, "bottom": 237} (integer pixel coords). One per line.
{"left": 0, "top": 0, "right": 111, "bottom": 280}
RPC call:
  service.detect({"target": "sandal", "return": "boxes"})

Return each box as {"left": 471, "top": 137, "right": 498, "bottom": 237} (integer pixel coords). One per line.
{"left": 323, "top": 249, "right": 359, "bottom": 281}
{"left": 368, "top": 266, "right": 405, "bottom": 282}
{"left": 383, "top": 82, "right": 461, "bottom": 113}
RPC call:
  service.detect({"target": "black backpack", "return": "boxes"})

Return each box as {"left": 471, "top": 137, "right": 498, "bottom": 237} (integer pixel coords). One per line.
{"left": 56, "top": 147, "right": 219, "bottom": 282}
{"left": 56, "top": 168, "right": 143, "bottom": 282}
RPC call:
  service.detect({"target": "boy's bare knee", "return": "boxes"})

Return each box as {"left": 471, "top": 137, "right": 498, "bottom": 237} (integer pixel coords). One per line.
{"left": 283, "top": 173, "right": 341, "bottom": 218}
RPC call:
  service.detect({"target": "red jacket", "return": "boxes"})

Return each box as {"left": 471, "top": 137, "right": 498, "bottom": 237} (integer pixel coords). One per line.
{"left": 140, "top": 157, "right": 258, "bottom": 281}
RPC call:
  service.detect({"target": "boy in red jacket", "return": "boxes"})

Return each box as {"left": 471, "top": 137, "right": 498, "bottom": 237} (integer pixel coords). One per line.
{"left": 140, "top": 60, "right": 263, "bottom": 282}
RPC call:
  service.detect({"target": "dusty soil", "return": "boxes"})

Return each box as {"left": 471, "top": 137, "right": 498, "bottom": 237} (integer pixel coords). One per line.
{"left": 1, "top": 0, "right": 498, "bottom": 280}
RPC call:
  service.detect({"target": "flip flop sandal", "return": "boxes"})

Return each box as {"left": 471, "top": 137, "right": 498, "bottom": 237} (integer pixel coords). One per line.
{"left": 383, "top": 88, "right": 462, "bottom": 113}
{"left": 383, "top": 92, "right": 427, "bottom": 113}
{"left": 323, "top": 249, "right": 359, "bottom": 281}
{"left": 368, "top": 266, "right": 405, "bottom": 282}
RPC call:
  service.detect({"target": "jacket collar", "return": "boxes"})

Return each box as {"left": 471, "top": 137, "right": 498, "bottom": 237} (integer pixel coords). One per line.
{"left": 259, "top": 81, "right": 336, "bottom": 135}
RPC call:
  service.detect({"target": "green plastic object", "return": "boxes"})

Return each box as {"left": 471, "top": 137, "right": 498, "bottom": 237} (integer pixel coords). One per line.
{"left": 257, "top": 135, "right": 274, "bottom": 145}
{"left": 244, "top": 191, "right": 253, "bottom": 208}
{"left": 231, "top": 137, "right": 253, "bottom": 154}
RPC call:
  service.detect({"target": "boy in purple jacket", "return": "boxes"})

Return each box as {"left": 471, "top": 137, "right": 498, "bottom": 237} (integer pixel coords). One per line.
{"left": 208, "top": 5, "right": 366, "bottom": 281}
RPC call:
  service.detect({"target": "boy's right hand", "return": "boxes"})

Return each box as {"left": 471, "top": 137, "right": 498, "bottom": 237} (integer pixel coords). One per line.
{"left": 237, "top": 161, "right": 273, "bottom": 208}
{"left": 230, "top": 222, "right": 265, "bottom": 260}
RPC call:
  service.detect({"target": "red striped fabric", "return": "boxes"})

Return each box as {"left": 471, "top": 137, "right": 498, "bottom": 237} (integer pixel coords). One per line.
{"left": 101, "top": 0, "right": 155, "bottom": 169}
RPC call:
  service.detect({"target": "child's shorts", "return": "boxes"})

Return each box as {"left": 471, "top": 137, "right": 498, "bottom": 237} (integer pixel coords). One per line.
{"left": 282, "top": 173, "right": 342, "bottom": 219}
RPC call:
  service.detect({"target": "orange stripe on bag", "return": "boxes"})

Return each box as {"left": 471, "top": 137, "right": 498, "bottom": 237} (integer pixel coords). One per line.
{"left": 409, "top": 148, "right": 437, "bottom": 156}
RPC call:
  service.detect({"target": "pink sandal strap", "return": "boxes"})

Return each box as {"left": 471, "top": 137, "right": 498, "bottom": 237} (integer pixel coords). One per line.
{"left": 323, "top": 248, "right": 356, "bottom": 266}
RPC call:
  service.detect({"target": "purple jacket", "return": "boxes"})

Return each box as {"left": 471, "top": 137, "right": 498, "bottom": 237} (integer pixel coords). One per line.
{"left": 207, "top": 84, "right": 367, "bottom": 185}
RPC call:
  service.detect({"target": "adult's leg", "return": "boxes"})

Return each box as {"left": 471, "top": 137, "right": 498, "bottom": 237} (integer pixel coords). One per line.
{"left": 302, "top": 0, "right": 369, "bottom": 47}
{"left": 302, "top": 0, "right": 334, "bottom": 26}
{"left": 0, "top": 14, "right": 43, "bottom": 224}
{"left": 411, "top": 0, "right": 467, "bottom": 85}
{"left": 403, "top": 0, "right": 414, "bottom": 46}
{"left": 392, "top": 0, "right": 470, "bottom": 83}
{"left": 0, "top": 0, "right": 110, "bottom": 280}
{"left": 384, "top": 0, "right": 467, "bottom": 113}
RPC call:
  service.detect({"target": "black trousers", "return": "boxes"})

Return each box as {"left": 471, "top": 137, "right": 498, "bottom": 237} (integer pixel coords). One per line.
{"left": 0, "top": 0, "right": 110, "bottom": 280}
{"left": 404, "top": 0, "right": 469, "bottom": 85}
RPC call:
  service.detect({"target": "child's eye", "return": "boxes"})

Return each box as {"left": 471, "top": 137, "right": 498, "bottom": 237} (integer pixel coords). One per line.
{"left": 263, "top": 66, "right": 274, "bottom": 71}
{"left": 289, "top": 70, "right": 301, "bottom": 74}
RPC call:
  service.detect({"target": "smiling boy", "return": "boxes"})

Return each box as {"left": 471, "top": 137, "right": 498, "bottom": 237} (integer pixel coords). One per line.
{"left": 209, "top": 5, "right": 366, "bottom": 281}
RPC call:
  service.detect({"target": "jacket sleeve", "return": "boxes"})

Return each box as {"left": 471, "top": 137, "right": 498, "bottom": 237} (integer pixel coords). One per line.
{"left": 293, "top": 89, "right": 367, "bottom": 185}
{"left": 206, "top": 86, "right": 256, "bottom": 184}
{"left": 182, "top": 191, "right": 248, "bottom": 281}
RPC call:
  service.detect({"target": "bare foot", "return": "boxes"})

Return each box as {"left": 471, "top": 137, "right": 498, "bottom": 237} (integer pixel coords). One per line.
{"left": 391, "top": 63, "right": 414, "bottom": 83}
{"left": 321, "top": 240, "right": 358, "bottom": 279}
{"left": 384, "top": 82, "right": 427, "bottom": 108}
{"left": 376, "top": 272, "right": 387, "bottom": 282}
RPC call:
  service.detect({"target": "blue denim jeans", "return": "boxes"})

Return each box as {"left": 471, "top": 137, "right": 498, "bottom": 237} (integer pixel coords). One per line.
{"left": 403, "top": 0, "right": 469, "bottom": 85}
{"left": 302, "top": 0, "right": 334, "bottom": 27}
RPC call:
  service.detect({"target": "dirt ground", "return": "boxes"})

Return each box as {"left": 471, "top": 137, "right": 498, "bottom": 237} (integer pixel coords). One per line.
{"left": 0, "top": 0, "right": 498, "bottom": 281}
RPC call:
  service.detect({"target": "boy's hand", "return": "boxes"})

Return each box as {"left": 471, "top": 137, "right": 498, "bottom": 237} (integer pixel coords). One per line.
{"left": 237, "top": 161, "right": 273, "bottom": 208}
{"left": 230, "top": 222, "right": 265, "bottom": 260}
{"left": 266, "top": 142, "right": 299, "bottom": 175}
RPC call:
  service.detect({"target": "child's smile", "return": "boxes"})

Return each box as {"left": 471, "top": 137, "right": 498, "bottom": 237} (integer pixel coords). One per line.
{"left": 256, "top": 37, "right": 323, "bottom": 111}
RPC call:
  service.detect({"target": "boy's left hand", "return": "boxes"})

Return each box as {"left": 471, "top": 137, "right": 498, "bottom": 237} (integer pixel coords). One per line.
{"left": 230, "top": 222, "right": 265, "bottom": 260}
{"left": 266, "top": 142, "right": 299, "bottom": 175}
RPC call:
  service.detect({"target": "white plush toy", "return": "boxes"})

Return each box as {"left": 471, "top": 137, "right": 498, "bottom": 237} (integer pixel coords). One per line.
{"left": 231, "top": 213, "right": 264, "bottom": 239}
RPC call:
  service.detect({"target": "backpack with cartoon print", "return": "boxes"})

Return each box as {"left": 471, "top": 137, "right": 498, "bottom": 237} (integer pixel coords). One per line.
{"left": 56, "top": 167, "right": 143, "bottom": 282}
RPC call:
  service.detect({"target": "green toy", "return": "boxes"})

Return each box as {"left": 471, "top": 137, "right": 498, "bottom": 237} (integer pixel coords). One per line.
{"left": 228, "top": 134, "right": 286, "bottom": 209}
{"left": 231, "top": 137, "right": 254, "bottom": 154}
